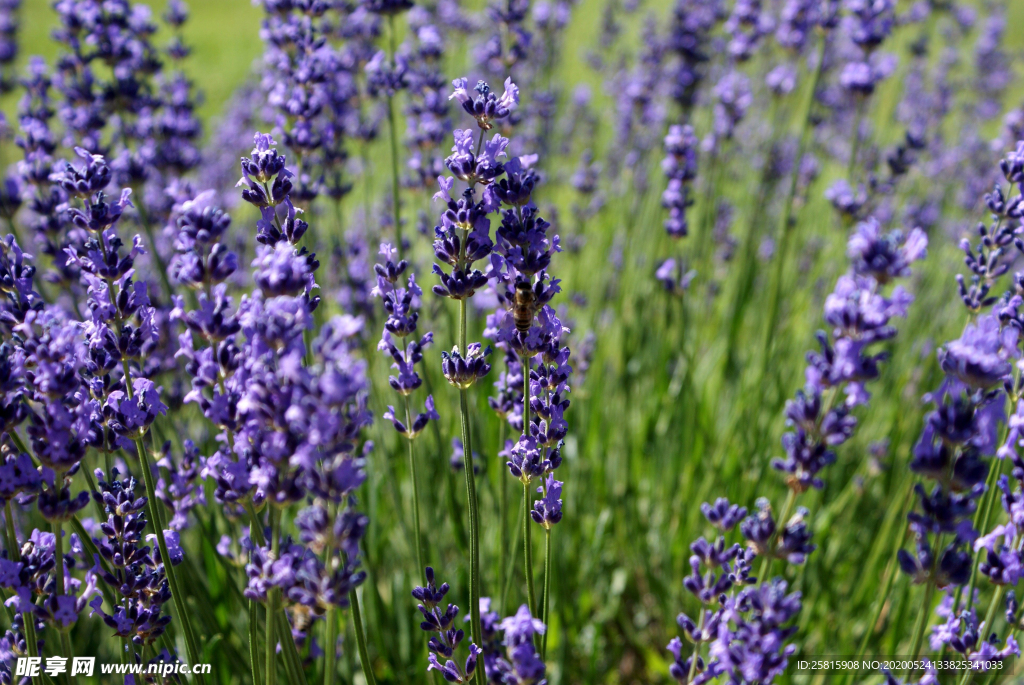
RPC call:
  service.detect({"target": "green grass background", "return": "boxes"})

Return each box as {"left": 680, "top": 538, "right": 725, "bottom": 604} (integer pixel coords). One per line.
{"left": 5, "top": 1, "right": 1024, "bottom": 684}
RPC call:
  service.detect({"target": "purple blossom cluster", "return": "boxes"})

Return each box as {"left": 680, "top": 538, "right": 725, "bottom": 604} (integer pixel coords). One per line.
{"left": 773, "top": 219, "right": 926, "bottom": 492}
{"left": 894, "top": 140, "right": 1024, "bottom": 674}
{"left": 374, "top": 243, "right": 438, "bottom": 439}
{"left": 412, "top": 567, "right": 548, "bottom": 684}
{"left": 667, "top": 497, "right": 803, "bottom": 685}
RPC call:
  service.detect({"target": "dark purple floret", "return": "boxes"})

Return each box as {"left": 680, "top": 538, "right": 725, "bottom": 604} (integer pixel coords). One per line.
{"left": 449, "top": 77, "right": 519, "bottom": 131}
{"left": 412, "top": 567, "right": 483, "bottom": 682}
{"left": 441, "top": 343, "right": 492, "bottom": 389}
{"left": 701, "top": 498, "right": 747, "bottom": 531}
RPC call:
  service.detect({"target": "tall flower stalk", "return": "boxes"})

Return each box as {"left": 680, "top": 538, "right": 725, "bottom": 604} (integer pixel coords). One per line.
{"left": 374, "top": 242, "right": 438, "bottom": 574}
{"left": 366, "top": 0, "right": 415, "bottom": 256}
{"left": 431, "top": 75, "right": 520, "bottom": 645}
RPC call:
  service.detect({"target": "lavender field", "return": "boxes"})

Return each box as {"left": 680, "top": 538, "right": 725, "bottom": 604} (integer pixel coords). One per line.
{"left": 1, "top": 0, "right": 1024, "bottom": 684}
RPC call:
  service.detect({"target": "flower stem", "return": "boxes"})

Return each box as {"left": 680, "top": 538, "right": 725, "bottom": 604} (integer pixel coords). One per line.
{"left": 265, "top": 507, "right": 280, "bottom": 685}
{"left": 502, "top": 494, "right": 523, "bottom": 613}
{"left": 121, "top": 362, "right": 204, "bottom": 680}
{"left": 523, "top": 481, "right": 536, "bottom": 619}
{"left": 135, "top": 197, "right": 173, "bottom": 301}
{"left": 541, "top": 528, "right": 551, "bottom": 660}
{"left": 843, "top": 526, "right": 911, "bottom": 685}
{"left": 53, "top": 520, "right": 79, "bottom": 685}
{"left": 250, "top": 597, "right": 263, "bottom": 685}
{"left": 349, "top": 588, "right": 378, "bottom": 685}
{"left": 964, "top": 455, "right": 1005, "bottom": 612}
{"left": 386, "top": 14, "right": 403, "bottom": 259}
{"left": 955, "top": 587, "right": 1007, "bottom": 685}
{"left": 687, "top": 610, "right": 707, "bottom": 684}
{"left": 404, "top": 397, "right": 426, "bottom": 575}
{"left": 519, "top": 350, "right": 537, "bottom": 619}
{"left": 4, "top": 502, "right": 39, "bottom": 685}
{"left": 904, "top": 566, "right": 938, "bottom": 679}
{"left": 324, "top": 608, "right": 338, "bottom": 685}
{"left": 498, "top": 422, "right": 508, "bottom": 611}
{"left": 458, "top": 297, "right": 483, "bottom": 646}
{"left": 131, "top": 431, "right": 205, "bottom": 684}
{"left": 760, "top": 33, "right": 828, "bottom": 372}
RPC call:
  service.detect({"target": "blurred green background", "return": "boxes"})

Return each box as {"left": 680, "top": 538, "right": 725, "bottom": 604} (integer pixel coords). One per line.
{"left": 6, "top": 1, "right": 1024, "bottom": 683}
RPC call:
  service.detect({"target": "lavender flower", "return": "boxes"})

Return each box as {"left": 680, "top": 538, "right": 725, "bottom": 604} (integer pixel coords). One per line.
{"left": 661, "top": 124, "right": 698, "bottom": 239}
{"left": 413, "top": 567, "right": 483, "bottom": 682}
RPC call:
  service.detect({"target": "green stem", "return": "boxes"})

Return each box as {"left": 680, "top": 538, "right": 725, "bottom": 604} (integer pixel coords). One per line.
{"left": 760, "top": 34, "right": 828, "bottom": 371}
{"left": 134, "top": 433, "right": 205, "bottom": 682}
{"left": 386, "top": 14, "right": 403, "bottom": 258}
{"left": 404, "top": 397, "right": 425, "bottom": 575}
{"left": 4, "top": 502, "right": 38, "bottom": 685}
{"left": 458, "top": 297, "right": 483, "bottom": 646}
{"left": 498, "top": 422, "right": 508, "bottom": 612}
{"left": 523, "top": 481, "right": 536, "bottom": 618}
{"left": 135, "top": 198, "right": 173, "bottom": 301}
{"left": 541, "top": 528, "right": 551, "bottom": 660}
{"left": 250, "top": 598, "right": 264, "bottom": 685}
{"left": 905, "top": 538, "right": 941, "bottom": 681}
{"left": 324, "top": 608, "right": 338, "bottom": 685}
{"left": 265, "top": 507, "right": 280, "bottom": 685}
{"left": 53, "top": 520, "right": 79, "bottom": 685}
{"left": 687, "top": 610, "right": 707, "bottom": 684}
{"left": 460, "top": 387, "right": 483, "bottom": 646}
{"left": 502, "top": 494, "right": 524, "bottom": 614}
{"left": 956, "top": 587, "right": 1007, "bottom": 685}
{"left": 276, "top": 609, "right": 306, "bottom": 684}
{"left": 843, "top": 526, "right": 911, "bottom": 685}
{"left": 964, "top": 456, "right": 1005, "bottom": 612}
{"left": 349, "top": 589, "right": 378, "bottom": 685}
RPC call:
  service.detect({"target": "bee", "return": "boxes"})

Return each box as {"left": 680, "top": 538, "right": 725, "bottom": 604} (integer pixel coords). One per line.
{"left": 510, "top": 280, "right": 538, "bottom": 333}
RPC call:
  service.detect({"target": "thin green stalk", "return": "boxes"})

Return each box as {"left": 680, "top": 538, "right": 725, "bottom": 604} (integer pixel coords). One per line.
{"left": 760, "top": 34, "right": 828, "bottom": 369}
{"left": 458, "top": 297, "right": 483, "bottom": 646}
{"left": 955, "top": 587, "right": 1007, "bottom": 685}
{"left": 324, "top": 608, "right": 338, "bottom": 685}
{"left": 541, "top": 529, "right": 552, "bottom": 660}
{"left": 843, "top": 523, "right": 912, "bottom": 685}
{"left": 904, "top": 537, "right": 943, "bottom": 680}
{"left": 523, "top": 481, "right": 536, "bottom": 618}
{"left": 909, "top": 581, "right": 937, "bottom": 675}
{"left": 4, "top": 502, "right": 38, "bottom": 685}
{"left": 687, "top": 610, "right": 707, "bottom": 684}
{"left": 245, "top": 502, "right": 307, "bottom": 685}
{"left": 250, "top": 598, "right": 263, "bottom": 685}
{"left": 350, "top": 589, "right": 378, "bottom": 685}
{"left": 135, "top": 198, "right": 173, "bottom": 301}
{"left": 964, "top": 455, "right": 1005, "bottom": 611}
{"left": 53, "top": 520, "right": 78, "bottom": 685}
{"left": 276, "top": 609, "right": 307, "bottom": 684}
{"left": 460, "top": 386, "right": 483, "bottom": 646}
{"left": 502, "top": 495, "right": 524, "bottom": 613}
{"left": 404, "top": 397, "right": 425, "bottom": 575}
{"left": 498, "top": 422, "right": 508, "bottom": 612}
{"left": 265, "top": 507, "right": 280, "bottom": 685}
{"left": 386, "top": 14, "right": 403, "bottom": 258}
{"left": 134, "top": 434, "right": 204, "bottom": 680}
{"left": 520, "top": 350, "right": 537, "bottom": 620}
{"left": 123, "top": 364, "right": 204, "bottom": 682}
